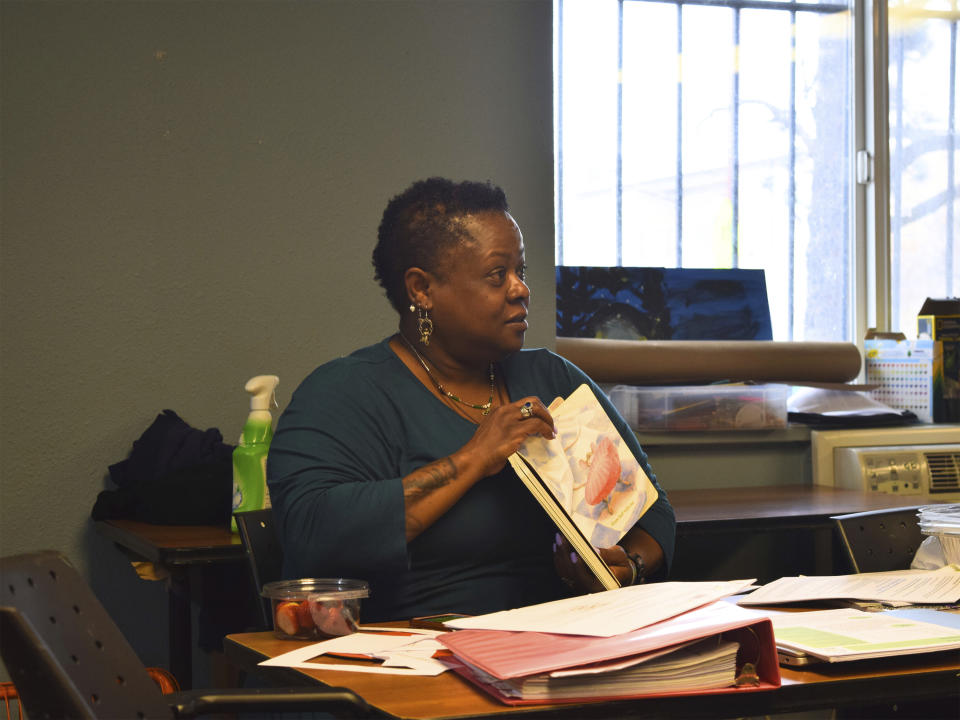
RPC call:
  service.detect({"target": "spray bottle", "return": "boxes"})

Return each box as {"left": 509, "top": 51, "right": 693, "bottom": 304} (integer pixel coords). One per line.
{"left": 231, "top": 374, "right": 280, "bottom": 533}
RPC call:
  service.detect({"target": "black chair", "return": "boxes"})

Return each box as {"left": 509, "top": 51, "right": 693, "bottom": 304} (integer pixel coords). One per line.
{"left": 234, "top": 508, "right": 284, "bottom": 629}
{"left": 0, "top": 550, "right": 370, "bottom": 719}
{"left": 832, "top": 506, "right": 925, "bottom": 573}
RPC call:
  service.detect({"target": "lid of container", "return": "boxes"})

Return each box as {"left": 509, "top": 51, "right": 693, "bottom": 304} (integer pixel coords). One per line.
{"left": 261, "top": 578, "right": 369, "bottom": 600}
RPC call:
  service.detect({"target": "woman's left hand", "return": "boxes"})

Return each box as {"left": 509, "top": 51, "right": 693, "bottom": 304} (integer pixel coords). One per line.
{"left": 552, "top": 534, "right": 634, "bottom": 593}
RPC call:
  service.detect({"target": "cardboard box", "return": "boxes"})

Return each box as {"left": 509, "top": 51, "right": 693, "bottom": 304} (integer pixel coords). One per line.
{"left": 917, "top": 297, "right": 960, "bottom": 422}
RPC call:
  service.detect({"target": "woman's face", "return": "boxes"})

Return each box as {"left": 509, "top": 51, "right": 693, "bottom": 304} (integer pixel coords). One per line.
{"left": 427, "top": 210, "right": 530, "bottom": 362}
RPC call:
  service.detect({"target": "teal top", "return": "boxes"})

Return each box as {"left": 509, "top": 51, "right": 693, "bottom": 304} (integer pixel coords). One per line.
{"left": 267, "top": 338, "right": 675, "bottom": 622}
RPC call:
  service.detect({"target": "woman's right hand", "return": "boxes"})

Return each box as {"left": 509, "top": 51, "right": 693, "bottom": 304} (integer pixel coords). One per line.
{"left": 402, "top": 397, "right": 555, "bottom": 542}
{"left": 454, "top": 396, "right": 556, "bottom": 478}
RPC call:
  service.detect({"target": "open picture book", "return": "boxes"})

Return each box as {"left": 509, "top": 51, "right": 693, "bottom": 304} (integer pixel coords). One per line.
{"left": 508, "top": 383, "right": 659, "bottom": 590}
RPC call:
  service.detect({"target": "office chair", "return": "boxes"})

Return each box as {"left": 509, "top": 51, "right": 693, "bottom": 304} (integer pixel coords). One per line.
{"left": 0, "top": 550, "right": 370, "bottom": 719}
{"left": 832, "top": 506, "right": 925, "bottom": 573}
{"left": 234, "top": 508, "right": 284, "bottom": 629}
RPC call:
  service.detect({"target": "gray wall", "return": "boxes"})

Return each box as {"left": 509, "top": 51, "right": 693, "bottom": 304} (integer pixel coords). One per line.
{"left": 0, "top": 0, "right": 554, "bottom": 683}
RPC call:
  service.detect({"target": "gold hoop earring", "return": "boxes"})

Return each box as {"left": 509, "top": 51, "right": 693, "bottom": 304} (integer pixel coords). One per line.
{"left": 415, "top": 306, "right": 433, "bottom": 346}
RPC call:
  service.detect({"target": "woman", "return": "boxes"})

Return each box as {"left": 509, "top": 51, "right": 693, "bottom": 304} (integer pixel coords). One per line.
{"left": 267, "top": 177, "right": 675, "bottom": 622}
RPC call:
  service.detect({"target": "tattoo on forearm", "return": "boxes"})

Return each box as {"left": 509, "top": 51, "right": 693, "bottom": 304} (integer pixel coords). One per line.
{"left": 404, "top": 457, "right": 457, "bottom": 503}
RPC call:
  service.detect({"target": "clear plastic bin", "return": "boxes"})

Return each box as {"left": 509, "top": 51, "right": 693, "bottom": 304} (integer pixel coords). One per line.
{"left": 609, "top": 384, "right": 789, "bottom": 431}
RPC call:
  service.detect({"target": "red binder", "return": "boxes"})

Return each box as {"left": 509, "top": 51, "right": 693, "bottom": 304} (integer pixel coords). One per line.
{"left": 438, "top": 602, "right": 780, "bottom": 705}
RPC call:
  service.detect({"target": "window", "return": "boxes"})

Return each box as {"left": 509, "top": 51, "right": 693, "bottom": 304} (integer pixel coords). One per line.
{"left": 555, "top": 0, "right": 958, "bottom": 343}
{"left": 888, "top": 0, "right": 959, "bottom": 337}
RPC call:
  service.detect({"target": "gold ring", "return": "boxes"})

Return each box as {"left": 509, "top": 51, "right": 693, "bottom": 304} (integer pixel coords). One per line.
{"left": 520, "top": 402, "right": 533, "bottom": 419}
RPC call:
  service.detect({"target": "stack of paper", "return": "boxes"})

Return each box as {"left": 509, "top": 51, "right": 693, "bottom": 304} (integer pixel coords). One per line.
{"left": 437, "top": 582, "right": 781, "bottom": 705}
{"left": 737, "top": 566, "right": 960, "bottom": 607}
{"left": 918, "top": 504, "right": 960, "bottom": 564}
{"left": 456, "top": 636, "right": 740, "bottom": 701}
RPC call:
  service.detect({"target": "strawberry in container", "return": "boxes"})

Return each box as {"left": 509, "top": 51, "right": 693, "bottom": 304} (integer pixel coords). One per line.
{"left": 261, "top": 578, "right": 369, "bottom": 639}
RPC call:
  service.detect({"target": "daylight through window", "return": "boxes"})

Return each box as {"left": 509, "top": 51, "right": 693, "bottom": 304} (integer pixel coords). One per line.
{"left": 555, "top": 0, "right": 958, "bottom": 342}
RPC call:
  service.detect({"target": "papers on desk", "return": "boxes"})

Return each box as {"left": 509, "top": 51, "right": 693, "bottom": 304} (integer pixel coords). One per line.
{"left": 258, "top": 627, "right": 452, "bottom": 676}
{"left": 737, "top": 566, "right": 960, "bottom": 607}
{"left": 257, "top": 580, "right": 755, "bottom": 680}
{"left": 445, "top": 579, "right": 756, "bottom": 636}
{"left": 769, "top": 608, "right": 960, "bottom": 662}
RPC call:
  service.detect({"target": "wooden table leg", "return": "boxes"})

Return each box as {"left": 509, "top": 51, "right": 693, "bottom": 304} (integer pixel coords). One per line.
{"left": 168, "top": 568, "right": 192, "bottom": 690}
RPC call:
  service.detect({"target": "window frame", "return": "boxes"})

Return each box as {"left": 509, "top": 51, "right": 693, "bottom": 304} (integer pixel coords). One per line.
{"left": 554, "top": 0, "right": 951, "bottom": 353}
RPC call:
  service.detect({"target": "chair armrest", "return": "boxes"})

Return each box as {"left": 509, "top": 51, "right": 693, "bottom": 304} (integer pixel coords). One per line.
{"left": 169, "top": 685, "right": 371, "bottom": 718}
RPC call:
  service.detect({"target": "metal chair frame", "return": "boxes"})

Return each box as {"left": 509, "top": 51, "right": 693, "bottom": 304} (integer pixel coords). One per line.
{"left": 234, "top": 508, "right": 284, "bottom": 629}
{"left": 831, "top": 506, "right": 925, "bottom": 573}
{"left": 0, "top": 550, "right": 369, "bottom": 719}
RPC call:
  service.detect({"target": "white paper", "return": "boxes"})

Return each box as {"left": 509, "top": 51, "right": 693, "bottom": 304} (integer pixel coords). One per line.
{"left": 770, "top": 607, "right": 960, "bottom": 661}
{"left": 444, "top": 579, "right": 755, "bottom": 636}
{"left": 738, "top": 566, "right": 960, "bottom": 606}
{"left": 788, "top": 386, "right": 902, "bottom": 417}
{"left": 258, "top": 627, "right": 451, "bottom": 676}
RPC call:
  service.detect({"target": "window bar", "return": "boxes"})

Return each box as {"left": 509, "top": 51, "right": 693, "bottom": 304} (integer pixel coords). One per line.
{"left": 948, "top": 12, "right": 957, "bottom": 295}
{"left": 556, "top": 0, "right": 565, "bottom": 265}
{"left": 891, "top": 27, "right": 904, "bottom": 322}
{"left": 617, "top": 0, "right": 625, "bottom": 265}
{"left": 788, "top": 11, "right": 797, "bottom": 340}
{"left": 872, "top": 0, "right": 893, "bottom": 331}
{"left": 732, "top": 8, "right": 741, "bottom": 268}
{"left": 677, "top": 3, "right": 684, "bottom": 266}
{"left": 641, "top": 0, "right": 847, "bottom": 16}
{"left": 842, "top": 12, "right": 852, "bottom": 341}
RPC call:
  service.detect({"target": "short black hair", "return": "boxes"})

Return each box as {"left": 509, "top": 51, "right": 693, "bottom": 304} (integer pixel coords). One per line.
{"left": 372, "top": 177, "right": 509, "bottom": 313}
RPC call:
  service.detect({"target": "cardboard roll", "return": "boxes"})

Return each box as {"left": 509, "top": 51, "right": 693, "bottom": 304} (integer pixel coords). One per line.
{"left": 555, "top": 337, "right": 861, "bottom": 385}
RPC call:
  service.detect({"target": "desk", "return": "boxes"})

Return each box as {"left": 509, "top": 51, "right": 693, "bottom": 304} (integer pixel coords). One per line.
{"left": 669, "top": 485, "right": 937, "bottom": 582}
{"left": 671, "top": 485, "right": 931, "bottom": 526}
{"left": 95, "top": 488, "right": 933, "bottom": 690}
{"left": 223, "top": 628, "right": 960, "bottom": 719}
{"left": 94, "top": 519, "right": 246, "bottom": 688}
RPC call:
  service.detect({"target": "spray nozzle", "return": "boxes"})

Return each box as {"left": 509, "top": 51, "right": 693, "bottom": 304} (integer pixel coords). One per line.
{"left": 245, "top": 375, "right": 280, "bottom": 411}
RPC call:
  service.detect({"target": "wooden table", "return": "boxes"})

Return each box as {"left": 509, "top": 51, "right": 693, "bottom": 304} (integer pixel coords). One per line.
{"left": 94, "top": 519, "right": 246, "bottom": 688}
{"left": 223, "top": 628, "right": 960, "bottom": 719}
{"left": 671, "top": 485, "right": 931, "bottom": 527}
{"left": 669, "top": 485, "right": 936, "bottom": 582}
{"left": 94, "top": 487, "right": 935, "bottom": 689}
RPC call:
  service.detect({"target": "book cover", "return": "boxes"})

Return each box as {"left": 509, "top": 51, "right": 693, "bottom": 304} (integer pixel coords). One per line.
{"left": 508, "top": 383, "right": 658, "bottom": 589}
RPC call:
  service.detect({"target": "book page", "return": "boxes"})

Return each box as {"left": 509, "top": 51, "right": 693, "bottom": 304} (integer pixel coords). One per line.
{"left": 516, "top": 384, "right": 658, "bottom": 548}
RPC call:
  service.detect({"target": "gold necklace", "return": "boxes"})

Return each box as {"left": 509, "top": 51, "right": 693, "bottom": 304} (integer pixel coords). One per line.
{"left": 399, "top": 333, "right": 496, "bottom": 415}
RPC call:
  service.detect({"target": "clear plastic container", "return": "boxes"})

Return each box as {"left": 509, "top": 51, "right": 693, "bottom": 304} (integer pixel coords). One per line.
{"left": 609, "top": 384, "right": 789, "bottom": 431}
{"left": 918, "top": 504, "right": 960, "bottom": 564}
{"left": 261, "top": 578, "right": 369, "bottom": 640}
